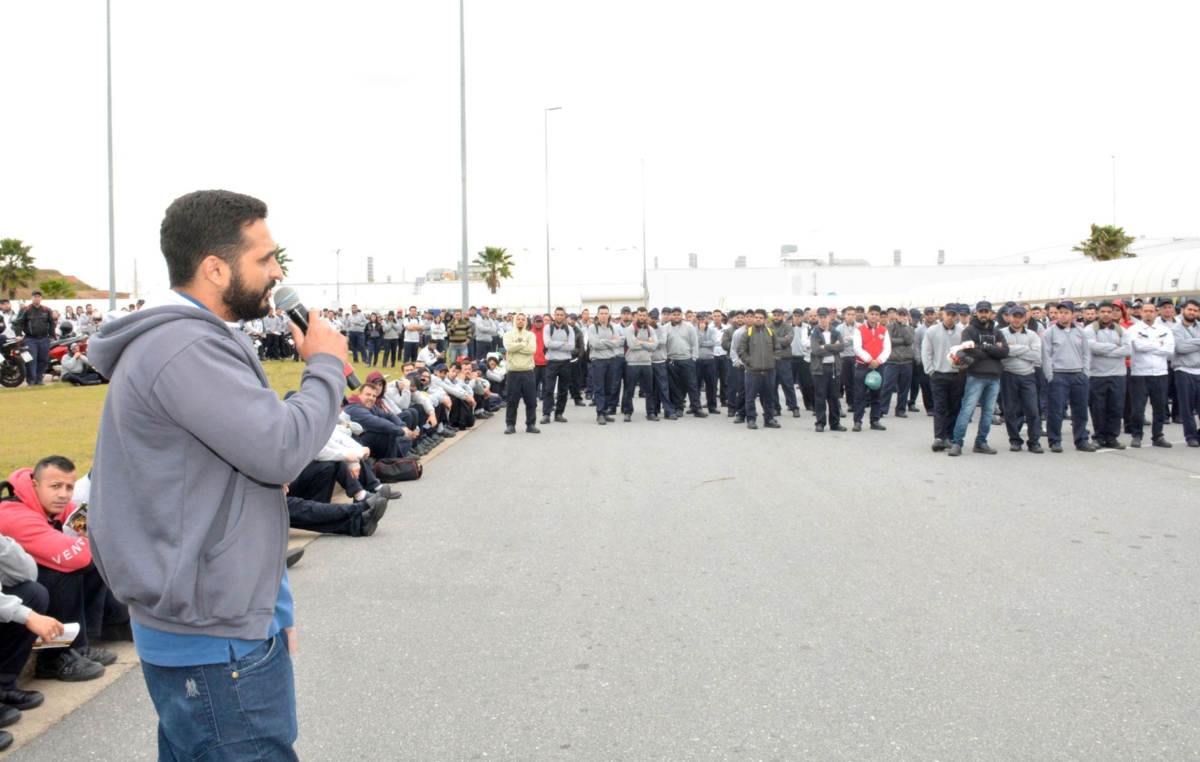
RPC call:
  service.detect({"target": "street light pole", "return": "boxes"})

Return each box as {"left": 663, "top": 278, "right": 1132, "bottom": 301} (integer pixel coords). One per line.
{"left": 459, "top": 0, "right": 470, "bottom": 313}
{"left": 641, "top": 158, "right": 647, "bottom": 307}
{"left": 544, "top": 106, "right": 561, "bottom": 314}
{"left": 335, "top": 248, "right": 341, "bottom": 305}
{"left": 105, "top": 0, "right": 116, "bottom": 310}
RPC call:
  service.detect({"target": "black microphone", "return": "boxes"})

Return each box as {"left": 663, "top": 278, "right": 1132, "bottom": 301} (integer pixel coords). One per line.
{"left": 273, "top": 286, "right": 361, "bottom": 389}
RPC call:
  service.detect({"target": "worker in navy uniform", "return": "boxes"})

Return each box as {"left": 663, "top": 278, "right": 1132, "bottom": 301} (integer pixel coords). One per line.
{"left": 736, "top": 309, "right": 782, "bottom": 430}
{"left": 809, "top": 308, "right": 846, "bottom": 431}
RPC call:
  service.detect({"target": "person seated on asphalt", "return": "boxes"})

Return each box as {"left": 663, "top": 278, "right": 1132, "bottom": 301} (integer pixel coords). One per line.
{"left": 0, "top": 457, "right": 117, "bottom": 682}
{"left": 382, "top": 375, "right": 445, "bottom": 456}
{"left": 286, "top": 392, "right": 402, "bottom": 502}
{"left": 343, "top": 380, "right": 419, "bottom": 460}
{"left": 485, "top": 355, "right": 506, "bottom": 400}
{"left": 284, "top": 484, "right": 390, "bottom": 538}
{"left": 432, "top": 363, "right": 478, "bottom": 430}
{"left": 0, "top": 530, "right": 67, "bottom": 750}
{"left": 463, "top": 363, "right": 498, "bottom": 416}
{"left": 60, "top": 342, "right": 104, "bottom": 386}
{"left": 409, "top": 369, "right": 459, "bottom": 438}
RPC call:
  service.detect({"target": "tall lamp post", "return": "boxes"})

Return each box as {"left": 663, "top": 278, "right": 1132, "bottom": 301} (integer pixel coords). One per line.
{"left": 459, "top": 0, "right": 470, "bottom": 313}
{"left": 334, "top": 248, "right": 341, "bottom": 306}
{"left": 105, "top": 0, "right": 116, "bottom": 310}
{"left": 641, "top": 158, "right": 647, "bottom": 307}
{"left": 544, "top": 106, "right": 562, "bottom": 313}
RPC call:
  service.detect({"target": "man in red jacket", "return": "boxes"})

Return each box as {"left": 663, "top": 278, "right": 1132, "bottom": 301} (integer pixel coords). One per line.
{"left": 0, "top": 457, "right": 114, "bottom": 681}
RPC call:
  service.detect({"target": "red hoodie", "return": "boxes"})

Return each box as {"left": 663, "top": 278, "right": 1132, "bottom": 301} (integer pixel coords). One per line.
{"left": 0, "top": 468, "right": 91, "bottom": 572}
{"left": 533, "top": 321, "right": 547, "bottom": 366}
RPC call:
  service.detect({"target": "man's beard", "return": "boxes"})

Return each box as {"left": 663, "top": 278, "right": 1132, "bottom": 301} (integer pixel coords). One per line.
{"left": 223, "top": 266, "right": 274, "bottom": 322}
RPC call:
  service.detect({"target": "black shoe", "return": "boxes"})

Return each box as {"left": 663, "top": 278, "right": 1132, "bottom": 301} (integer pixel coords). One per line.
{"left": 359, "top": 494, "right": 390, "bottom": 537}
{"left": 554, "top": 415, "right": 568, "bottom": 423}
{"left": 439, "top": 429, "right": 457, "bottom": 438}
{"left": 0, "top": 707, "right": 18, "bottom": 730}
{"left": 973, "top": 444, "right": 998, "bottom": 455}
{"left": 597, "top": 417, "right": 606, "bottom": 425}
{"left": 1153, "top": 437, "right": 1173, "bottom": 448}
{"left": 1076, "top": 442, "right": 1099, "bottom": 452}
{"left": 540, "top": 416, "right": 550, "bottom": 424}
{"left": 1010, "top": 444, "right": 1023, "bottom": 452}
{"left": 692, "top": 410, "right": 708, "bottom": 418}
{"left": 1130, "top": 437, "right": 1142, "bottom": 448}
{"left": 852, "top": 423, "right": 862, "bottom": 432}
{"left": 77, "top": 646, "right": 117, "bottom": 666}
{"left": 726, "top": 410, "right": 735, "bottom": 417}
{"left": 1100, "top": 439, "right": 1126, "bottom": 450}
{"left": 666, "top": 413, "right": 679, "bottom": 420}
{"left": 604, "top": 414, "right": 615, "bottom": 422}
{"left": 908, "top": 404, "right": 919, "bottom": 412}
{"left": 1028, "top": 443, "right": 1044, "bottom": 453}
{"left": 0, "top": 689, "right": 43, "bottom": 711}
{"left": 792, "top": 409, "right": 801, "bottom": 418}
{"left": 647, "top": 414, "right": 660, "bottom": 421}
{"left": 99, "top": 621, "right": 134, "bottom": 642}
{"left": 624, "top": 414, "right": 632, "bottom": 422}
{"left": 574, "top": 400, "right": 586, "bottom": 406}
{"left": 764, "top": 419, "right": 781, "bottom": 429}
{"left": 733, "top": 415, "right": 744, "bottom": 424}
{"left": 36, "top": 650, "right": 106, "bottom": 682}
{"left": 831, "top": 424, "right": 847, "bottom": 431}
{"left": 708, "top": 408, "right": 720, "bottom": 414}
{"left": 895, "top": 411, "right": 907, "bottom": 418}
{"left": 1188, "top": 440, "right": 1200, "bottom": 448}
{"left": 1050, "top": 442, "right": 1063, "bottom": 453}
{"left": 932, "top": 440, "right": 947, "bottom": 452}
{"left": 815, "top": 424, "right": 825, "bottom": 432}
{"left": 374, "top": 484, "right": 402, "bottom": 500}
{"left": 0, "top": 730, "right": 13, "bottom": 752}
{"left": 286, "top": 547, "right": 304, "bottom": 568}
{"left": 1172, "top": 416, "right": 1182, "bottom": 425}
{"left": 947, "top": 444, "right": 962, "bottom": 456}
{"left": 504, "top": 425, "right": 516, "bottom": 434}
{"left": 526, "top": 426, "right": 541, "bottom": 433}
{"left": 870, "top": 422, "right": 886, "bottom": 431}
{"left": 746, "top": 421, "right": 758, "bottom": 430}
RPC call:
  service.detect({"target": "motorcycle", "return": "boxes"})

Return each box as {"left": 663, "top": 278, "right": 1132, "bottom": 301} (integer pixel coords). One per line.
{"left": 1, "top": 336, "right": 33, "bottom": 388}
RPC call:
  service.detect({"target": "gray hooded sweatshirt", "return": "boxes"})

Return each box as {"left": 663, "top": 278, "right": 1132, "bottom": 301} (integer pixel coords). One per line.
{"left": 87, "top": 302, "right": 344, "bottom": 640}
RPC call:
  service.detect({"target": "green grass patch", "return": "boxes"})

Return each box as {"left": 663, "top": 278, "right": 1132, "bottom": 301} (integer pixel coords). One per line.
{"left": 0, "top": 358, "right": 376, "bottom": 479}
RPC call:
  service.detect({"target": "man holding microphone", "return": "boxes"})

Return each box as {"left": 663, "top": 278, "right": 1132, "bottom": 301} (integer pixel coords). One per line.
{"left": 88, "top": 190, "right": 348, "bottom": 761}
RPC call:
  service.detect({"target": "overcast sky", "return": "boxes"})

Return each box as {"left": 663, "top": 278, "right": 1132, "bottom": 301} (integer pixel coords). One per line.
{"left": 2, "top": 1, "right": 1197, "bottom": 296}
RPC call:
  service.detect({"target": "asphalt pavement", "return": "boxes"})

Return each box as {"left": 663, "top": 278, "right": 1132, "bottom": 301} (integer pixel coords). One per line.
{"left": 10, "top": 400, "right": 1200, "bottom": 761}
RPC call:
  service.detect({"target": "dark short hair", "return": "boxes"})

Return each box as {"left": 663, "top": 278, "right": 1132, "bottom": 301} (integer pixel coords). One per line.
{"left": 34, "top": 455, "right": 76, "bottom": 478}
{"left": 160, "top": 190, "right": 268, "bottom": 287}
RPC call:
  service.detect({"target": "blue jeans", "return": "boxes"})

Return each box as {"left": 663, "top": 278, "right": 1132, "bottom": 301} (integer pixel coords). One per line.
{"left": 743, "top": 369, "right": 777, "bottom": 423}
{"left": 24, "top": 336, "right": 50, "bottom": 384}
{"left": 1047, "top": 371, "right": 1091, "bottom": 447}
{"left": 952, "top": 376, "right": 1000, "bottom": 446}
{"left": 142, "top": 632, "right": 298, "bottom": 761}
{"left": 1175, "top": 370, "right": 1200, "bottom": 444}
{"left": 651, "top": 363, "right": 674, "bottom": 416}
{"left": 881, "top": 362, "right": 913, "bottom": 416}
{"left": 590, "top": 357, "right": 620, "bottom": 416}
{"left": 347, "top": 331, "right": 366, "bottom": 363}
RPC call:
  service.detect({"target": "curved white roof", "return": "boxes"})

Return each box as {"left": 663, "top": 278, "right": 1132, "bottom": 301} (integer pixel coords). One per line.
{"left": 902, "top": 242, "right": 1200, "bottom": 307}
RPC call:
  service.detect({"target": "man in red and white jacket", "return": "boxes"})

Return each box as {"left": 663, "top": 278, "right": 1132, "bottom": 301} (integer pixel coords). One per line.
{"left": 851, "top": 305, "right": 892, "bottom": 431}
{"left": 0, "top": 457, "right": 114, "bottom": 682}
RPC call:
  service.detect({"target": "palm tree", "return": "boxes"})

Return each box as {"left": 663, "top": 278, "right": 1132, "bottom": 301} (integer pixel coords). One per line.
{"left": 0, "top": 238, "right": 36, "bottom": 298}
{"left": 274, "top": 246, "right": 291, "bottom": 279}
{"left": 1072, "top": 224, "right": 1137, "bottom": 261}
{"left": 36, "top": 277, "right": 77, "bottom": 299}
{"left": 473, "top": 246, "right": 515, "bottom": 294}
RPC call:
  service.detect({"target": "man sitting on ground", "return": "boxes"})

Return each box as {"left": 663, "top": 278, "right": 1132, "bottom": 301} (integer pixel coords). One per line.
{"left": 0, "top": 531, "right": 66, "bottom": 750}
{"left": 0, "top": 457, "right": 116, "bottom": 682}
{"left": 60, "top": 343, "right": 104, "bottom": 386}
{"left": 344, "top": 381, "right": 419, "bottom": 460}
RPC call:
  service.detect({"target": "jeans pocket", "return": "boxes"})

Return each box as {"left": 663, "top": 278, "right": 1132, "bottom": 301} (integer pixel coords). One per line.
{"left": 142, "top": 663, "right": 221, "bottom": 758}
{"left": 235, "top": 634, "right": 281, "bottom": 678}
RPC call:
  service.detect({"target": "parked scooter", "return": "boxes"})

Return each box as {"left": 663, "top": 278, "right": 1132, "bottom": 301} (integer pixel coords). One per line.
{"left": 1, "top": 336, "right": 32, "bottom": 388}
